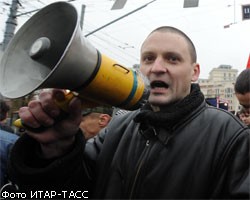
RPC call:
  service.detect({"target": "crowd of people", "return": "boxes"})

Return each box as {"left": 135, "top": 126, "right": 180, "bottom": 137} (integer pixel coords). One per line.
{"left": 0, "top": 100, "right": 19, "bottom": 187}
{"left": 0, "top": 26, "right": 249, "bottom": 199}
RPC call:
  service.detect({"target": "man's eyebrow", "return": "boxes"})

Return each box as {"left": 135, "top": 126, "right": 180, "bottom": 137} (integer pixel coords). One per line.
{"left": 141, "top": 50, "right": 155, "bottom": 55}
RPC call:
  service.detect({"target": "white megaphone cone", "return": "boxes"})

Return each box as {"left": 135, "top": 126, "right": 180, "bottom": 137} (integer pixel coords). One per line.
{"left": 0, "top": 1, "right": 149, "bottom": 111}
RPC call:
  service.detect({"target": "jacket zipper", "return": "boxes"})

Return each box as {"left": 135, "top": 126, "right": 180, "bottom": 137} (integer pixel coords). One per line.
{"left": 129, "top": 139, "right": 151, "bottom": 199}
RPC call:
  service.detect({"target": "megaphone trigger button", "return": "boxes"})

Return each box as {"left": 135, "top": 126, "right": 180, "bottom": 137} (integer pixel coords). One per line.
{"left": 29, "top": 37, "right": 51, "bottom": 59}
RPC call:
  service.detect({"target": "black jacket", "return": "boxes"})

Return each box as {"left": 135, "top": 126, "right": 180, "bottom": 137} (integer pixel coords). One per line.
{"left": 6, "top": 102, "right": 250, "bottom": 199}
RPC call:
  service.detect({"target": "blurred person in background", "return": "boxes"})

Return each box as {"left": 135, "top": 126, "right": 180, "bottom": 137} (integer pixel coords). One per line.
{"left": 0, "top": 100, "right": 15, "bottom": 133}
{"left": 80, "top": 107, "right": 113, "bottom": 140}
{"left": 0, "top": 129, "right": 18, "bottom": 187}
{"left": 238, "top": 107, "right": 250, "bottom": 128}
{"left": 234, "top": 68, "right": 250, "bottom": 113}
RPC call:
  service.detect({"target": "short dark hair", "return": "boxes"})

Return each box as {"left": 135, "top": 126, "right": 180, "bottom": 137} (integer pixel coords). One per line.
{"left": 0, "top": 100, "right": 10, "bottom": 121}
{"left": 148, "top": 26, "right": 197, "bottom": 63}
{"left": 82, "top": 106, "right": 113, "bottom": 117}
{"left": 234, "top": 69, "right": 250, "bottom": 94}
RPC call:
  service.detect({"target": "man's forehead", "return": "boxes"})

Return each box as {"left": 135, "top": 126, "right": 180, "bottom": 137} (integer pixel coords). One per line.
{"left": 143, "top": 31, "right": 184, "bottom": 44}
{"left": 141, "top": 32, "right": 188, "bottom": 54}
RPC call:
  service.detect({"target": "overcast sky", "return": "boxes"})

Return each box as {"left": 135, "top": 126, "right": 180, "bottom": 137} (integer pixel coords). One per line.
{"left": 0, "top": 0, "right": 249, "bottom": 79}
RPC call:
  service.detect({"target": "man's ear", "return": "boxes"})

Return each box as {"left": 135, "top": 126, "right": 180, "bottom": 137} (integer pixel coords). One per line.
{"left": 99, "top": 114, "right": 112, "bottom": 128}
{"left": 191, "top": 63, "right": 200, "bottom": 82}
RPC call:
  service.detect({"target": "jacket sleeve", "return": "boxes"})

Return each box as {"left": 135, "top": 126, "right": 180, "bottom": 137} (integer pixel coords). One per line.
{"left": 6, "top": 130, "right": 94, "bottom": 196}
{"left": 212, "top": 128, "right": 250, "bottom": 199}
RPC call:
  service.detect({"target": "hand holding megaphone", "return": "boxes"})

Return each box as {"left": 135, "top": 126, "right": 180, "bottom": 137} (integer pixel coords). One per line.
{"left": 14, "top": 90, "right": 101, "bottom": 129}
{"left": 15, "top": 89, "right": 84, "bottom": 148}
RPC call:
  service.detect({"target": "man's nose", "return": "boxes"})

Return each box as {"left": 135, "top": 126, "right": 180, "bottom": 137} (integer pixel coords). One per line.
{"left": 150, "top": 58, "right": 167, "bottom": 73}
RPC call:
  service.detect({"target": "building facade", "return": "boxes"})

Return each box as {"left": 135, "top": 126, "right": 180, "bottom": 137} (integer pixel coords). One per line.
{"left": 198, "top": 65, "right": 240, "bottom": 113}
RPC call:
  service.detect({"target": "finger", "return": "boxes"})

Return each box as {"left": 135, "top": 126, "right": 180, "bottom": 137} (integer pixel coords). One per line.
{"left": 52, "top": 89, "right": 75, "bottom": 113}
{"left": 52, "top": 89, "right": 67, "bottom": 102}
{"left": 28, "top": 100, "right": 55, "bottom": 127}
{"left": 53, "top": 97, "right": 82, "bottom": 134}
{"left": 39, "top": 90, "right": 61, "bottom": 118}
{"left": 19, "top": 106, "right": 40, "bottom": 128}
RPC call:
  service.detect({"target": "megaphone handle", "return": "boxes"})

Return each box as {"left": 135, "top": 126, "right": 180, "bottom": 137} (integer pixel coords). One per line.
{"left": 13, "top": 91, "right": 76, "bottom": 129}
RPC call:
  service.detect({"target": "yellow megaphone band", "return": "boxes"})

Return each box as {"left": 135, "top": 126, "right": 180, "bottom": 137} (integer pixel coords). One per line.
{"left": 77, "top": 53, "right": 145, "bottom": 110}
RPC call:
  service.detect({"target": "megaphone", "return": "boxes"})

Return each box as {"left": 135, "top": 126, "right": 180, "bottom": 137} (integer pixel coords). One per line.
{"left": 0, "top": 1, "right": 149, "bottom": 110}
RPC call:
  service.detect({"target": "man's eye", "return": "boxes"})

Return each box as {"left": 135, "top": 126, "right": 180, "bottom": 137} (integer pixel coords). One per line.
{"left": 168, "top": 56, "right": 178, "bottom": 62}
{"left": 143, "top": 55, "right": 154, "bottom": 62}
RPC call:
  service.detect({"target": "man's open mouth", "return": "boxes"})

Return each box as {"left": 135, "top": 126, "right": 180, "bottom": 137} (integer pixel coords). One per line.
{"left": 150, "top": 81, "right": 169, "bottom": 89}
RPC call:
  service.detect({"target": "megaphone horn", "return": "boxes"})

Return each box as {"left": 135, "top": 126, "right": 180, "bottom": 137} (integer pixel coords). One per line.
{"left": 0, "top": 1, "right": 148, "bottom": 110}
